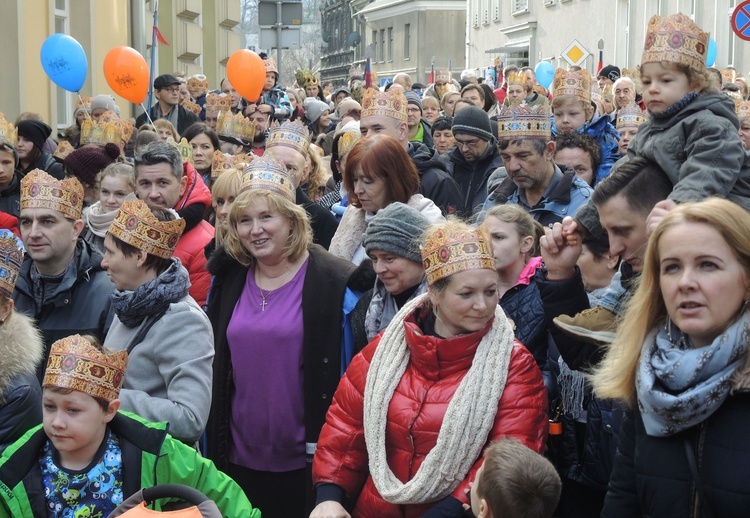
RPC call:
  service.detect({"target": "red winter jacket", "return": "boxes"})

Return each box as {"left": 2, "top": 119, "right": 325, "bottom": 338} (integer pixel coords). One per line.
{"left": 313, "top": 301, "right": 548, "bottom": 517}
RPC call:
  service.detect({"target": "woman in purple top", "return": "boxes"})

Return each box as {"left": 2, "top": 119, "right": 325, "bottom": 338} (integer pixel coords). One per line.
{"left": 205, "top": 156, "right": 366, "bottom": 518}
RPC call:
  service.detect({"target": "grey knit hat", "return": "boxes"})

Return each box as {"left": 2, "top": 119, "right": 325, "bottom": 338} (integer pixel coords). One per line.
{"left": 451, "top": 106, "right": 493, "bottom": 142}
{"left": 405, "top": 91, "right": 422, "bottom": 113}
{"left": 304, "top": 98, "right": 330, "bottom": 123}
{"left": 363, "top": 202, "right": 430, "bottom": 263}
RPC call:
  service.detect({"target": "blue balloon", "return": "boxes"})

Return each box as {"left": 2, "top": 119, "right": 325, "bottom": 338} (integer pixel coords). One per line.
{"left": 535, "top": 61, "right": 555, "bottom": 90}
{"left": 40, "top": 34, "right": 88, "bottom": 92}
{"left": 706, "top": 37, "right": 717, "bottom": 67}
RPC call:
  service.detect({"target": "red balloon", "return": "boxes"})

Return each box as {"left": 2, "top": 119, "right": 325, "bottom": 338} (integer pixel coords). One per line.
{"left": 226, "top": 50, "right": 267, "bottom": 102}
{"left": 103, "top": 47, "right": 150, "bottom": 105}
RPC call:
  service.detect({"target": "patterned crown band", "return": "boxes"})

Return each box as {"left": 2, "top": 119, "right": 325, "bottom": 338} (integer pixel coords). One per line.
{"left": 266, "top": 119, "right": 311, "bottom": 156}
{"left": 265, "top": 58, "right": 279, "bottom": 76}
{"left": 0, "top": 115, "right": 17, "bottom": 146}
{"left": 76, "top": 96, "right": 92, "bottom": 110}
{"left": 217, "top": 111, "right": 256, "bottom": 143}
{"left": 212, "top": 150, "right": 250, "bottom": 179}
{"left": 44, "top": 334, "right": 128, "bottom": 403}
{"left": 642, "top": 13, "right": 708, "bottom": 72}
{"left": 52, "top": 141, "right": 75, "bottom": 161}
{"left": 361, "top": 88, "right": 408, "bottom": 123}
{"left": 0, "top": 230, "right": 24, "bottom": 298}
{"left": 497, "top": 102, "right": 552, "bottom": 140}
{"left": 166, "top": 137, "right": 193, "bottom": 165}
{"left": 240, "top": 156, "right": 296, "bottom": 202}
{"left": 205, "top": 93, "right": 232, "bottom": 114}
{"left": 553, "top": 68, "right": 591, "bottom": 104}
{"left": 338, "top": 130, "right": 361, "bottom": 157}
{"left": 21, "top": 169, "right": 84, "bottom": 220}
{"left": 108, "top": 199, "right": 185, "bottom": 259}
{"left": 617, "top": 103, "right": 648, "bottom": 128}
{"left": 736, "top": 100, "right": 750, "bottom": 119}
{"left": 435, "top": 70, "right": 452, "bottom": 83}
{"left": 181, "top": 98, "right": 202, "bottom": 116}
{"left": 295, "top": 68, "right": 319, "bottom": 88}
{"left": 80, "top": 111, "right": 124, "bottom": 146}
{"left": 507, "top": 71, "right": 529, "bottom": 89}
{"left": 421, "top": 224, "right": 496, "bottom": 285}
{"left": 187, "top": 75, "right": 209, "bottom": 96}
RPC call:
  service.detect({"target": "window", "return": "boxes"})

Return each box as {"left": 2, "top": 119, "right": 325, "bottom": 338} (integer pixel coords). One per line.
{"left": 493, "top": 0, "right": 501, "bottom": 21}
{"left": 380, "top": 29, "right": 385, "bottom": 62}
{"left": 512, "top": 0, "right": 528, "bottom": 14}
{"left": 54, "top": 0, "right": 71, "bottom": 129}
{"left": 372, "top": 30, "right": 378, "bottom": 61}
{"left": 404, "top": 23, "right": 410, "bottom": 59}
{"left": 388, "top": 27, "right": 393, "bottom": 61}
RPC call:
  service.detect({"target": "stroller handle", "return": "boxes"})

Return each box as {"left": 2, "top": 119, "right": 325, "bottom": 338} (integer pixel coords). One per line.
{"left": 142, "top": 484, "right": 212, "bottom": 506}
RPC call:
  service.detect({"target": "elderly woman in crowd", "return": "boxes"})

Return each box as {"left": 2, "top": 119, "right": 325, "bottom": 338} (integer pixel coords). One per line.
{"left": 311, "top": 220, "right": 548, "bottom": 518}
{"left": 81, "top": 162, "right": 136, "bottom": 252}
{"left": 0, "top": 231, "right": 44, "bottom": 453}
{"left": 329, "top": 135, "right": 443, "bottom": 265}
{"left": 102, "top": 199, "right": 214, "bottom": 446}
{"left": 594, "top": 198, "right": 750, "bottom": 517}
{"left": 205, "top": 156, "right": 365, "bottom": 517}
{"left": 350, "top": 202, "right": 430, "bottom": 352}
{"left": 431, "top": 116, "right": 455, "bottom": 155}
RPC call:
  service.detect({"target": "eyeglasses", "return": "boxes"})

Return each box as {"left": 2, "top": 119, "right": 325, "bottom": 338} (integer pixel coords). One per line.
{"left": 160, "top": 87, "right": 181, "bottom": 93}
{"left": 454, "top": 138, "right": 481, "bottom": 149}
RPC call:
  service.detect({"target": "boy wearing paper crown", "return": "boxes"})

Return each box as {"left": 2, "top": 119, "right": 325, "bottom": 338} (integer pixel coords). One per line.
{"left": 0, "top": 334, "right": 259, "bottom": 517}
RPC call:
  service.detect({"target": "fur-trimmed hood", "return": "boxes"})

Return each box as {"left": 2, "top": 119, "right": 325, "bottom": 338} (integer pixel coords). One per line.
{"left": 0, "top": 310, "right": 44, "bottom": 402}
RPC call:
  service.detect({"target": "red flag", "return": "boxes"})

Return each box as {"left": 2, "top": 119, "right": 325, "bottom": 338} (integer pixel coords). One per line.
{"left": 597, "top": 51, "right": 603, "bottom": 73}
{"left": 365, "top": 58, "right": 372, "bottom": 88}
{"left": 155, "top": 26, "right": 170, "bottom": 46}
{"left": 429, "top": 70, "right": 434, "bottom": 83}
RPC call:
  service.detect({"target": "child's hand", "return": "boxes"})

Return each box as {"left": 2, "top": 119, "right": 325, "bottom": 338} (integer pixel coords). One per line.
{"left": 647, "top": 199, "right": 677, "bottom": 235}
{"left": 309, "top": 501, "right": 351, "bottom": 518}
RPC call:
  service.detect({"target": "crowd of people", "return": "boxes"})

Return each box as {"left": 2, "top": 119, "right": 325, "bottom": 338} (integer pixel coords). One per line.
{"left": 1, "top": 11, "right": 750, "bottom": 518}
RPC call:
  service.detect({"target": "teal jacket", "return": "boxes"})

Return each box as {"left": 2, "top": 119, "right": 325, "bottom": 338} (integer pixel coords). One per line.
{"left": 0, "top": 411, "right": 260, "bottom": 518}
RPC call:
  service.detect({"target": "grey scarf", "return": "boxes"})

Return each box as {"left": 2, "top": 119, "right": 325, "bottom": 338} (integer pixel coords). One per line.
{"left": 364, "top": 276, "right": 428, "bottom": 342}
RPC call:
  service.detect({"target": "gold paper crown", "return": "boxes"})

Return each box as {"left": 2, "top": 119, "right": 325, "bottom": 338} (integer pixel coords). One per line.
{"left": 497, "top": 103, "right": 552, "bottom": 140}
{"left": 52, "top": 141, "right": 75, "bottom": 161}
{"left": 507, "top": 71, "right": 529, "bottom": 89}
{"left": 601, "top": 84, "right": 614, "bottom": 102}
{"left": 421, "top": 224, "right": 495, "bottom": 285}
{"left": 0, "top": 115, "right": 18, "bottom": 146}
{"left": 182, "top": 98, "right": 202, "bottom": 116}
{"left": 109, "top": 199, "right": 185, "bottom": 259}
{"left": 216, "top": 111, "right": 256, "bottom": 143}
{"left": 80, "top": 111, "right": 124, "bottom": 146}
{"left": 240, "top": 156, "right": 296, "bottom": 202}
{"left": 616, "top": 103, "right": 648, "bottom": 128}
{"left": 295, "top": 68, "right": 319, "bottom": 88}
{"left": 205, "top": 92, "right": 232, "bottom": 114}
{"left": 349, "top": 66, "right": 364, "bottom": 78}
{"left": 21, "top": 169, "right": 84, "bottom": 220}
{"left": 166, "top": 137, "right": 193, "bottom": 165}
{"left": 642, "top": 13, "right": 708, "bottom": 72}
{"left": 553, "top": 68, "right": 591, "bottom": 104}
{"left": 591, "top": 84, "right": 604, "bottom": 103}
{"left": 264, "top": 58, "right": 279, "bottom": 76}
{"left": 187, "top": 74, "right": 209, "bottom": 96}
{"left": 76, "top": 96, "right": 92, "bottom": 110}
{"left": 266, "top": 120, "right": 311, "bottom": 156}
{"left": 722, "top": 68, "right": 737, "bottom": 84}
{"left": 736, "top": 100, "right": 750, "bottom": 119}
{"left": 338, "top": 130, "right": 361, "bottom": 157}
{"left": 361, "top": 88, "right": 408, "bottom": 123}
{"left": 435, "top": 70, "right": 452, "bottom": 83}
{"left": 0, "top": 230, "right": 24, "bottom": 298}
{"left": 212, "top": 150, "right": 250, "bottom": 179}
{"left": 121, "top": 119, "right": 134, "bottom": 143}
{"left": 43, "top": 334, "right": 128, "bottom": 402}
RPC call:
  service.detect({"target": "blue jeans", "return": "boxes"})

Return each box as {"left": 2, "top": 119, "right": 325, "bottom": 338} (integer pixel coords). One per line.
{"left": 597, "top": 266, "right": 628, "bottom": 315}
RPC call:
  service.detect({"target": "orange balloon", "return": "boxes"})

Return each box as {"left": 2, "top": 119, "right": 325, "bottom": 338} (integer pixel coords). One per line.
{"left": 103, "top": 47, "right": 150, "bottom": 105}
{"left": 226, "top": 50, "right": 266, "bottom": 103}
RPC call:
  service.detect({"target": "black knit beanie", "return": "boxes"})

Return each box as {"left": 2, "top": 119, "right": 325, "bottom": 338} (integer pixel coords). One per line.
{"left": 598, "top": 65, "right": 621, "bottom": 82}
{"left": 64, "top": 143, "right": 121, "bottom": 187}
{"left": 451, "top": 106, "right": 493, "bottom": 142}
{"left": 16, "top": 120, "right": 52, "bottom": 151}
{"left": 362, "top": 202, "right": 431, "bottom": 264}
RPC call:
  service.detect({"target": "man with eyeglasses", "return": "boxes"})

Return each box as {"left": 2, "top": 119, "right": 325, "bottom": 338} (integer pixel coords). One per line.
{"left": 244, "top": 102, "right": 274, "bottom": 156}
{"left": 441, "top": 106, "right": 503, "bottom": 217}
{"left": 135, "top": 74, "right": 199, "bottom": 135}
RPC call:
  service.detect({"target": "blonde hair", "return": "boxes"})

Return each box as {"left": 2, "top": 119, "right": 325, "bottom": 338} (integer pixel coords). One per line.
{"left": 305, "top": 144, "right": 328, "bottom": 202}
{"left": 484, "top": 204, "right": 544, "bottom": 259}
{"left": 591, "top": 198, "right": 750, "bottom": 407}
{"left": 153, "top": 119, "right": 180, "bottom": 140}
{"left": 223, "top": 189, "right": 312, "bottom": 267}
{"left": 96, "top": 162, "right": 136, "bottom": 192}
{"left": 551, "top": 95, "right": 594, "bottom": 119}
{"left": 638, "top": 62, "right": 719, "bottom": 94}
{"left": 422, "top": 95, "right": 440, "bottom": 111}
{"left": 211, "top": 168, "right": 244, "bottom": 247}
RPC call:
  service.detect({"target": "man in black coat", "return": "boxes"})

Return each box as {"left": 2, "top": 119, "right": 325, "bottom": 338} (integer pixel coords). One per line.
{"left": 135, "top": 74, "right": 200, "bottom": 135}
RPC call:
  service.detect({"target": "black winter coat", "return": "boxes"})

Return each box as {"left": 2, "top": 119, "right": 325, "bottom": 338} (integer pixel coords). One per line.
{"left": 499, "top": 263, "right": 547, "bottom": 369}
{"left": 135, "top": 104, "right": 200, "bottom": 135}
{"left": 443, "top": 141, "right": 503, "bottom": 218}
{"left": 0, "top": 173, "right": 21, "bottom": 218}
{"left": 408, "top": 142, "right": 463, "bottom": 216}
{"left": 603, "top": 390, "right": 750, "bottom": 518}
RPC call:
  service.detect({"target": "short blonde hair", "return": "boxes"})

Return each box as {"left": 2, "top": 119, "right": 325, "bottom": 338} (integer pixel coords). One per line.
{"left": 223, "top": 189, "right": 312, "bottom": 267}
{"left": 211, "top": 168, "right": 244, "bottom": 247}
{"left": 551, "top": 95, "right": 594, "bottom": 119}
{"left": 153, "top": 119, "right": 180, "bottom": 140}
{"left": 591, "top": 198, "right": 750, "bottom": 407}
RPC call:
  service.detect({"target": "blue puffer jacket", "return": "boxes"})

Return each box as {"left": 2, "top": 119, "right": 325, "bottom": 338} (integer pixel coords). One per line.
{"left": 552, "top": 114, "right": 620, "bottom": 185}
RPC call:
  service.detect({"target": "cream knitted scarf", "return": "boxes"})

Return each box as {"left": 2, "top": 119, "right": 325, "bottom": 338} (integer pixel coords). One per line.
{"left": 363, "top": 293, "right": 516, "bottom": 504}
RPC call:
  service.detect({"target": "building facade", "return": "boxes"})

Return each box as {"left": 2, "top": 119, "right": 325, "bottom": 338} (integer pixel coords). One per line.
{"left": 468, "top": 0, "right": 750, "bottom": 78}
{"left": 320, "top": 0, "right": 357, "bottom": 85}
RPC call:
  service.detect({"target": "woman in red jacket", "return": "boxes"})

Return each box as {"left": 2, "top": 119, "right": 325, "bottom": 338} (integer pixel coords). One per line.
{"left": 311, "top": 220, "right": 548, "bottom": 518}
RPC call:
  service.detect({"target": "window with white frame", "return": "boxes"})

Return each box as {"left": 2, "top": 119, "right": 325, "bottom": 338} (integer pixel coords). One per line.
{"left": 404, "top": 23, "right": 411, "bottom": 58}
{"left": 493, "top": 0, "right": 501, "bottom": 22}
{"left": 54, "top": 0, "right": 71, "bottom": 129}
{"left": 512, "top": 0, "right": 528, "bottom": 14}
{"left": 379, "top": 29, "right": 385, "bottom": 62}
{"left": 372, "top": 30, "right": 378, "bottom": 61}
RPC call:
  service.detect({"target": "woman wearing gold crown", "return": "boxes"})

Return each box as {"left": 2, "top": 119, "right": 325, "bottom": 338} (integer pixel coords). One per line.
{"left": 205, "top": 156, "right": 367, "bottom": 517}
{"left": 311, "top": 220, "right": 548, "bottom": 518}
{"left": 101, "top": 199, "right": 214, "bottom": 446}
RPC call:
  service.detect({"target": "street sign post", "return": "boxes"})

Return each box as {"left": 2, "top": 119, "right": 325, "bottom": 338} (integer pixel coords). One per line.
{"left": 258, "top": 0, "right": 304, "bottom": 75}
{"left": 732, "top": 1, "right": 750, "bottom": 42}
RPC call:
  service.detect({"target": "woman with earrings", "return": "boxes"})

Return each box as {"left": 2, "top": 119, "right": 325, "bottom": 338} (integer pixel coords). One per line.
{"left": 205, "top": 156, "right": 366, "bottom": 518}
{"left": 593, "top": 198, "right": 750, "bottom": 517}
{"left": 311, "top": 220, "right": 548, "bottom": 518}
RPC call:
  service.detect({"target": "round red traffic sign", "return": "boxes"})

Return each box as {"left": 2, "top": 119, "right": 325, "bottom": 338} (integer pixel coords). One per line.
{"left": 732, "top": 0, "right": 750, "bottom": 41}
